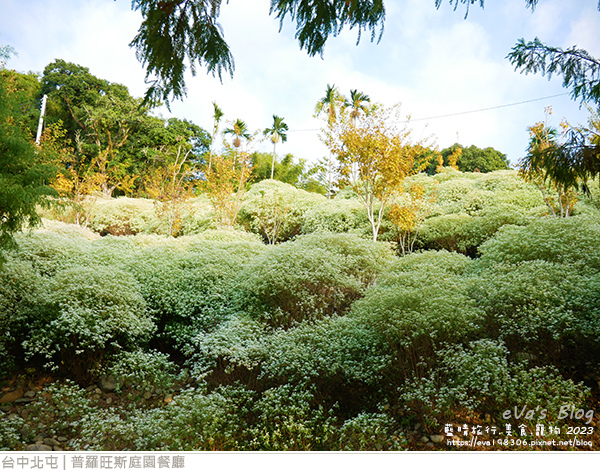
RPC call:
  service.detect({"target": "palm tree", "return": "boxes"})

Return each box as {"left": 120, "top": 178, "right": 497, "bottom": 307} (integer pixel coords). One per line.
{"left": 314, "top": 84, "right": 344, "bottom": 125}
{"left": 344, "top": 90, "right": 371, "bottom": 181}
{"left": 263, "top": 115, "right": 289, "bottom": 179}
{"left": 208, "top": 101, "right": 224, "bottom": 172}
{"left": 223, "top": 118, "right": 251, "bottom": 149}
{"left": 345, "top": 89, "right": 371, "bottom": 123}
{"left": 223, "top": 118, "right": 251, "bottom": 165}
{"left": 315, "top": 85, "right": 345, "bottom": 198}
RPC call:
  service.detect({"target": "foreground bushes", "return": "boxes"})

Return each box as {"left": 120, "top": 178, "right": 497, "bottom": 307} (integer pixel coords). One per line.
{"left": 1, "top": 379, "right": 408, "bottom": 451}
{"left": 400, "top": 339, "right": 589, "bottom": 426}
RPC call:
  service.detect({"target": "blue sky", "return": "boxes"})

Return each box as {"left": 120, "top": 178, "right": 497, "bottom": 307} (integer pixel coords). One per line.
{"left": 2, "top": 0, "right": 599, "bottom": 166}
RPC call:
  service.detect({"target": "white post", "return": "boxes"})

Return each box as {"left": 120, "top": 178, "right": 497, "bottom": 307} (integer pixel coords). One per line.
{"left": 35, "top": 94, "right": 47, "bottom": 145}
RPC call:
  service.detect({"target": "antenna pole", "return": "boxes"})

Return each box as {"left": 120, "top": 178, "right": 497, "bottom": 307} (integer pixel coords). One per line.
{"left": 35, "top": 94, "right": 47, "bottom": 145}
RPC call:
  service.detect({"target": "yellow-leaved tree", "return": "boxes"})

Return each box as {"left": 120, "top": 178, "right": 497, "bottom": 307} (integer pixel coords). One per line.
{"left": 519, "top": 107, "right": 578, "bottom": 218}
{"left": 324, "top": 103, "right": 431, "bottom": 241}
{"left": 202, "top": 150, "right": 253, "bottom": 228}
{"left": 143, "top": 144, "right": 194, "bottom": 236}
{"left": 388, "top": 182, "right": 438, "bottom": 256}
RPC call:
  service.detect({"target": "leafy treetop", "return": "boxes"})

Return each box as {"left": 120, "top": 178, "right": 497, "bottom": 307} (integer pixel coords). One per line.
{"left": 130, "top": 0, "right": 600, "bottom": 109}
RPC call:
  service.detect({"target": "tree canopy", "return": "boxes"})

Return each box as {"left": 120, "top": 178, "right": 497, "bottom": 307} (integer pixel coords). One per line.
{"left": 130, "top": 0, "right": 600, "bottom": 109}
{"left": 520, "top": 107, "right": 600, "bottom": 200}
{"left": 429, "top": 143, "right": 510, "bottom": 174}
{"left": 507, "top": 38, "right": 600, "bottom": 106}
{"left": 0, "top": 52, "right": 58, "bottom": 258}
{"left": 131, "top": 1, "right": 386, "bottom": 103}
{"left": 324, "top": 103, "right": 430, "bottom": 241}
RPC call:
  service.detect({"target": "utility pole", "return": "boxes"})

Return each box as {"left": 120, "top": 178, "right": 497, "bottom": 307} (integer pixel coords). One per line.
{"left": 35, "top": 94, "right": 47, "bottom": 145}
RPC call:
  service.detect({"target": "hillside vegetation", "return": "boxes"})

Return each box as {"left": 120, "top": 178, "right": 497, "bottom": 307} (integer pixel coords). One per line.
{"left": 2, "top": 169, "right": 600, "bottom": 451}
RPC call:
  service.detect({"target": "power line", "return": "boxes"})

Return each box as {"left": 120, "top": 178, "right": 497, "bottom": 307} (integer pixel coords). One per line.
{"left": 406, "top": 92, "right": 570, "bottom": 122}
{"left": 286, "top": 92, "right": 571, "bottom": 132}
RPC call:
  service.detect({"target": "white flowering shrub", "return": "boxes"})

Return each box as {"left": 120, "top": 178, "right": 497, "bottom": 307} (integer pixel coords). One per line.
{"left": 87, "top": 197, "right": 158, "bottom": 235}
{"left": 0, "top": 414, "right": 24, "bottom": 450}
{"left": 238, "top": 180, "right": 325, "bottom": 243}
{"left": 86, "top": 196, "right": 215, "bottom": 237}
{"left": 187, "top": 316, "right": 269, "bottom": 380}
{"left": 392, "top": 249, "right": 472, "bottom": 275}
{"left": 26, "top": 380, "right": 99, "bottom": 440}
{"left": 259, "top": 315, "right": 387, "bottom": 385}
{"left": 231, "top": 233, "right": 394, "bottom": 328}
{"left": 418, "top": 213, "right": 473, "bottom": 253}
{"left": 127, "top": 239, "right": 265, "bottom": 350}
{"left": 103, "top": 349, "right": 183, "bottom": 393}
{"left": 474, "top": 170, "right": 532, "bottom": 192}
{"left": 488, "top": 189, "right": 545, "bottom": 211}
{"left": 301, "top": 198, "right": 370, "bottom": 235}
{"left": 29, "top": 381, "right": 250, "bottom": 451}
{"left": 12, "top": 231, "right": 90, "bottom": 276}
{"left": 431, "top": 167, "right": 463, "bottom": 182}
{"left": 349, "top": 262, "right": 482, "bottom": 383}
{"left": 178, "top": 196, "right": 215, "bottom": 235}
{"left": 437, "top": 178, "right": 478, "bottom": 204}
{"left": 23, "top": 265, "right": 154, "bottom": 379}
{"left": 336, "top": 412, "right": 408, "bottom": 450}
{"left": 468, "top": 260, "right": 600, "bottom": 364}
{"left": 419, "top": 205, "right": 532, "bottom": 255}
{"left": 400, "top": 339, "right": 590, "bottom": 426}
{"left": 0, "top": 259, "right": 49, "bottom": 375}
{"left": 35, "top": 218, "right": 100, "bottom": 240}
{"left": 477, "top": 216, "right": 600, "bottom": 271}
{"left": 245, "top": 384, "right": 338, "bottom": 451}
{"left": 187, "top": 228, "right": 264, "bottom": 243}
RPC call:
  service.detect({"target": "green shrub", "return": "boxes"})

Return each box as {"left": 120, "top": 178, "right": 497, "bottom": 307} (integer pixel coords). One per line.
{"left": 418, "top": 213, "right": 474, "bottom": 253}
{"left": 34, "top": 382, "right": 252, "bottom": 451}
{"left": 190, "top": 312, "right": 390, "bottom": 417}
{"left": 432, "top": 167, "right": 463, "bottom": 182}
{"left": 87, "top": 197, "right": 158, "bottom": 236}
{"left": 87, "top": 235, "right": 141, "bottom": 268}
{"left": 128, "top": 239, "right": 265, "bottom": 350}
{"left": 477, "top": 216, "right": 600, "bottom": 271}
{"left": 488, "top": 189, "right": 545, "bottom": 211}
{"left": 301, "top": 198, "right": 370, "bottom": 235}
{"left": 11, "top": 231, "right": 90, "bottom": 276}
{"left": 437, "top": 178, "right": 477, "bottom": 204}
{"left": 22, "top": 265, "right": 154, "bottom": 379}
{"left": 0, "top": 259, "right": 49, "bottom": 375}
{"left": 349, "top": 265, "right": 482, "bottom": 381}
{"left": 467, "top": 260, "right": 600, "bottom": 362}
{"left": 103, "top": 349, "right": 183, "bottom": 393}
{"left": 187, "top": 228, "right": 264, "bottom": 244}
{"left": 391, "top": 249, "right": 472, "bottom": 276}
{"left": 35, "top": 218, "right": 100, "bottom": 241}
{"left": 239, "top": 180, "right": 325, "bottom": 243}
{"left": 26, "top": 380, "right": 99, "bottom": 441}
{"left": 245, "top": 384, "right": 337, "bottom": 451}
{"left": 0, "top": 413, "right": 24, "bottom": 450}
{"left": 419, "top": 205, "right": 532, "bottom": 255}
{"left": 188, "top": 316, "right": 269, "bottom": 380}
{"left": 474, "top": 170, "right": 533, "bottom": 192}
{"left": 231, "top": 233, "right": 394, "bottom": 328}
{"left": 259, "top": 315, "right": 388, "bottom": 385}
{"left": 178, "top": 196, "right": 215, "bottom": 235}
{"left": 84, "top": 196, "right": 215, "bottom": 237}
{"left": 400, "top": 339, "right": 590, "bottom": 426}
{"left": 336, "top": 412, "right": 408, "bottom": 450}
